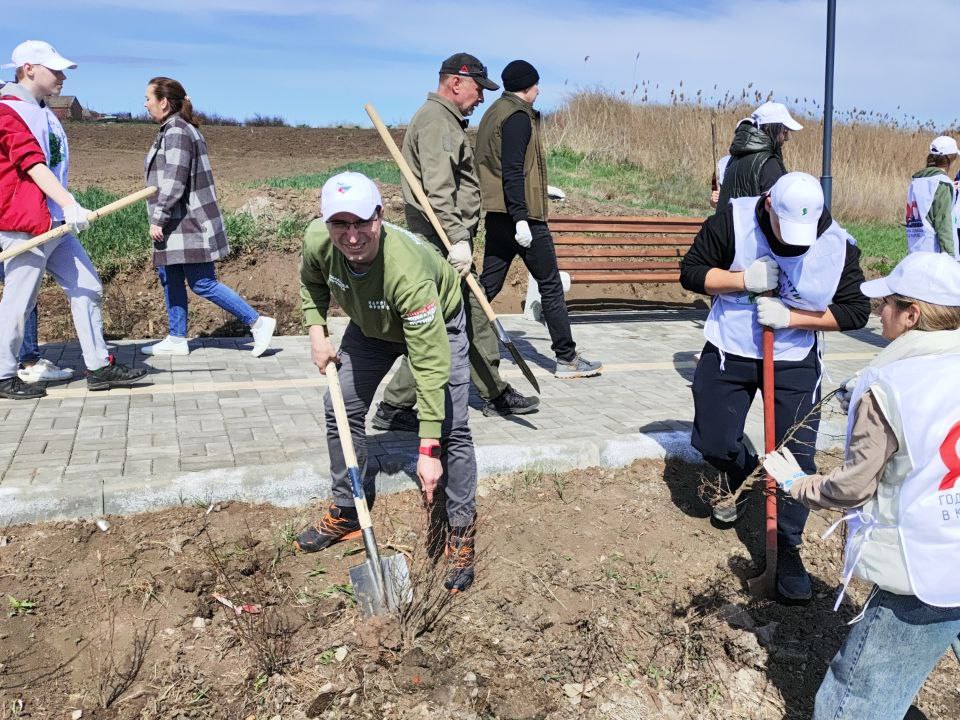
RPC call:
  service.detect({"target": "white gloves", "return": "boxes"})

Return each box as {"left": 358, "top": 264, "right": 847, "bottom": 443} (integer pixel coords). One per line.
{"left": 836, "top": 376, "right": 858, "bottom": 413}
{"left": 762, "top": 447, "right": 807, "bottom": 491}
{"left": 515, "top": 220, "right": 533, "bottom": 248}
{"left": 756, "top": 296, "right": 791, "bottom": 329}
{"left": 63, "top": 202, "right": 91, "bottom": 234}
{"left": 743, "top": 256, "right": 780, "bottom": 293}
{"left": 446, "top": 240, "right": 473, "bottom": 278}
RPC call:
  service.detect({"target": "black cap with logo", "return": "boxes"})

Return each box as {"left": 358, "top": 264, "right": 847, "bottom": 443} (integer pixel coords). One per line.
{"left": 439, "top": 53, "right": 500, "bottom": 91}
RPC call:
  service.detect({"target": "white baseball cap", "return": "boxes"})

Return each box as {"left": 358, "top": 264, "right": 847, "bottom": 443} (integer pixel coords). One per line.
{"left": 929, "top": 135, "right": 959, "bottom": 156}
{"left": 6, "top": 40, "right": 77, "bottom": 71}
{"left": 769, "top": 172, "right": 824, "bottom": 247}
{"left": 860, "top": 252, "right": 960, "bottom": 306}
{"left": 751, "top": 101, "right": 803, "bottom": 131}
{"left": 320, "top": 171, "right": 382, "bottom": 222}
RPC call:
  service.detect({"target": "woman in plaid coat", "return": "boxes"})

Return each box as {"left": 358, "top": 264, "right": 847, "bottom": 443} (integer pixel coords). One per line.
{"left": 142, "top": 77, "right": 275, "bottom": 357}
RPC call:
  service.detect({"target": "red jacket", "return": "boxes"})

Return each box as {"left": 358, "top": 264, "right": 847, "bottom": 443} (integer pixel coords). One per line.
{"left": 0, "top": 97, "right": 50, "bottom": 235}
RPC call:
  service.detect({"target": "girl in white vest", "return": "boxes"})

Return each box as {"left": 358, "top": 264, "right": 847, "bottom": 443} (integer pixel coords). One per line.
{"left": 764, "top": 252, "right": 960, "bottom": 719}
{"left": 904, "top": 136, "right": 958, "bottom": 258}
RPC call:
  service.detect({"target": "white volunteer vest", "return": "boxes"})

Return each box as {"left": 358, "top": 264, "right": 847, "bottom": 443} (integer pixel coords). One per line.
{"left": 905, "top": 174, "right": 956, "bottom": 255}
{"left": 845, "top": 354, "right": 960, "bottom": 607}
{"left": 703, "top": 197, "right": 846, "bottom": 361}
{"left": 0, "top": 97, "right": 70, "bottom": 221}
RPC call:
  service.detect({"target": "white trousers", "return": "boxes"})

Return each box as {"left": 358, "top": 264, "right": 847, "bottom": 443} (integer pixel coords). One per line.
{"left": 0, "top": 228, "right": 108, "bottom": 379}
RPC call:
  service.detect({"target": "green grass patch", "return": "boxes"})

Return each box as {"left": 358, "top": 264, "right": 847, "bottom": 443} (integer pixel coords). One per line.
{"left": 844, "top": 222, "right": 905, "bottom": 269}
{"left": 261, "top": 160, "right": 401, "bottom": 189}
{"left": 74, "top": 186, "right": 152, "bottom": 278}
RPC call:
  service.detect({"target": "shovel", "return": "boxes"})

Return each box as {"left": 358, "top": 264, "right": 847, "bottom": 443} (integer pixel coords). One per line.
{"left": 324, "top": 350, "right": 411, "bottom": 616}
{"left": 0, "top": 186, "right": 158, "bottom": 262}
{"left": 747, "top": 327, "right": 778, "bottom": 598}
{"left": 364, "top": 103, "right": 540, "bottom": 395}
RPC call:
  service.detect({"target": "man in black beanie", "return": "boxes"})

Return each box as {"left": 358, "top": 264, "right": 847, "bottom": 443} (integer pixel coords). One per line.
{"left": 475, "top": 60, "right": 602, "bottom": 379}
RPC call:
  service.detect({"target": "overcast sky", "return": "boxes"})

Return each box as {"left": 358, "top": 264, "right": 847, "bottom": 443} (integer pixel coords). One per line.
{"left": 3, "top": 0, "right": 956, "bottom": 128}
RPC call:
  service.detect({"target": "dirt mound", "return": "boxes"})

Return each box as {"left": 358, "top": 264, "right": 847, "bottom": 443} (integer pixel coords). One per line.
{"left": 1, "top": 460, "right": 957, "bottom": 719}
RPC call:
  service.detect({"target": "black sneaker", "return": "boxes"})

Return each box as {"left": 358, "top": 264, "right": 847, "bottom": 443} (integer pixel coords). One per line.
{"left": 86, "top": 357, "right": 148, "bottom": 391}
{"left": 482, "top": 384, "right": 540, "bottom": 417}
{"left": 0, "top": 375, "right": 46, "bottom": 400}
{"left": 294, "top": 505, "right": 361, "bottom": 553}
{"left": 371, "top": 401, "right": 419, "bottom": 432}
{"left": 444, "top": 526, "right": 475, "bottom": 594}
{"left": 776, "top": 544, "right": 812, "bottom": 603}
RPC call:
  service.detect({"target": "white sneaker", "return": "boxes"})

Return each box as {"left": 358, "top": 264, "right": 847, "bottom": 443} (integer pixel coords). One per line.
{"left": 142, "top": 335, "right": 190, "bottom": 356}
{"left": 250, "top": 316, "right": 276, "bottom": 358}
{"left": 17, "top": 358, "right": 74, "bottom": 383}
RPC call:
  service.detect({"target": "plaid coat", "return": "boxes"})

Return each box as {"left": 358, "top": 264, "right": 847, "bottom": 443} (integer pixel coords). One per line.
{"left": 145, "top": 114, "right": 229, "bottom": 266}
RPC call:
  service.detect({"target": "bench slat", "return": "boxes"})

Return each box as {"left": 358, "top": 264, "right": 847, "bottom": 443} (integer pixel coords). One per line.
{"left": 553, "top": 235, "right": 692, "bottom": 246}
{"left": 555, "top": 247, "right": 684, "bottom": 258}
{"left": 551, "top": 214, "right": 706, "bottom": 226}
{"left": 558, "top": 261, "right": 681, "bottom": 271}
{"left": 552, "top": 223, "right": 700, "bottom": 234}
{"left": 565, "top": 272, "right": 682, "bottom": 283}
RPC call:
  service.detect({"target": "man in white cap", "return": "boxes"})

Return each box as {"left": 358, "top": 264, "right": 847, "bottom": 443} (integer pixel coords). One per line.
{"left": 905, "top": 135, "right": 958, "bottom": 258}
{"left": 680, "top": 171, "right": 870, "bottom": 602}
{"left": 715, "top": 101, "right": 803, "bottom": 210}
{"left": 0, "top": 40, "right": 146, "bottom": 399}
{"left": 296, "top": 171, "right": 478, "bottom": 594}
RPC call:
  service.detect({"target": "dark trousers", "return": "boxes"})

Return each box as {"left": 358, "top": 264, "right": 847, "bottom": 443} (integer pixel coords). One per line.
{"left": 479, "top": 212, "right": 576, "bottom": 362}
{"left": 691, "top": 341, "right": 821, "bottom": 548}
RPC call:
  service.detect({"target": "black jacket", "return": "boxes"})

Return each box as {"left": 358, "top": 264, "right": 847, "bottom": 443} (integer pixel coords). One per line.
{"left": 715, "top": 123, "right": 786, "bottom": 210}
{"left": 680, "top": 198, "right": 871, "bottom": 332}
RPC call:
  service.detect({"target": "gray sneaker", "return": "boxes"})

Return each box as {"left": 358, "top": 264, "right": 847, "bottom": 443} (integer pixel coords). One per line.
{"left": 711, "top": 472, "right": 747, "bottom": 525}
{"left": 554, "top": 353, "right": 602, "bottom": 379}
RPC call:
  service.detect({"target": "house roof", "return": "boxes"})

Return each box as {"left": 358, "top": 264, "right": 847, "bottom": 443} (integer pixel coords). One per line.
{"left": 47, "top": 96, "right": 80, "bottom": 109}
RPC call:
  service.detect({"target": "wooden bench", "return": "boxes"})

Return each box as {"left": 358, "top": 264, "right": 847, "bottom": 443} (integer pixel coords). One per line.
{"left": 549, "top": 215, "right": 705, "bottom": 284}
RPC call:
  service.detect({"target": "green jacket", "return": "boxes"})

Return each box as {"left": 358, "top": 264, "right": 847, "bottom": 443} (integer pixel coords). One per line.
{"left": 716, "top": 122, "right": 786, "bottom": 208}
{"left": 401, "top": 93, "right": 481, "bottom": 247}
{"left": 912, "top": 167, "right": 956, "bottom": 256}
{"left": 475, "top": 92, "right": 548, "bottom": 222}
{"left": 300, "top": 220, "right": 463, "bottom": 438}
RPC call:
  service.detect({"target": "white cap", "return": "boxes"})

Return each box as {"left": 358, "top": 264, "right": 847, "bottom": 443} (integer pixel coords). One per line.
{"left": 860, "top": 252, "right": 960, "bottom": 306}
{"left": 769, "top": 172, "right": 824, "bottom": 247}
{"left": 6, "top": 40, "right": 76, "bottom": 71}
{"left": 751, "top": 101, "right": 802, "bottom": 131}
{"left": 320, "top": 171, "right": 382, "bottom": 222}
{"left": 929, "top": 135, "right": 959, "bottom": 156}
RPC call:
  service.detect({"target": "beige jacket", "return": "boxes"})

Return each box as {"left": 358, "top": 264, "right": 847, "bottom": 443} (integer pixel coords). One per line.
{"left": 401, "top": 93, "right": 481, "bottom": 247}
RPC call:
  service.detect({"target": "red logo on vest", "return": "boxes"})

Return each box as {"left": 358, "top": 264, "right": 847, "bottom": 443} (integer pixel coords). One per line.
{"left": 939, "top": 420, "right": 960, "bottom": 491}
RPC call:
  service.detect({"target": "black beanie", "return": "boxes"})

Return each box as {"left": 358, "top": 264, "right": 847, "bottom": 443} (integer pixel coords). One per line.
{"left": 501, "top": 60, "right": 539, "bottom": 92}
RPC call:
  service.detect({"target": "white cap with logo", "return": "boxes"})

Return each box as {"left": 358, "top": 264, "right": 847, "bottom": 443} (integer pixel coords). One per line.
{"left": 3, "top": 40, "right": 77, "bottom": 71}
{"left": 770, "top": 172, "right": 824, "bottom": 247}
{"left": 320, "top": 171, "right": 382, "bottom": 222}
{"left": 929, "top": 135, "right": 959, "bottom": 157}
{"left": 860, "top": 252, "right": 960, "bottom": 306}
{"left": 751, "top": 101, "right": 803, "bottom": 131}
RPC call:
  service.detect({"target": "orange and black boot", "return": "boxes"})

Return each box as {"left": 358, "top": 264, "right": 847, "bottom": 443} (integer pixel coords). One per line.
{"left": 294, "top": 505, "right": 361, "bottom": 553}
{"left": 444, "top": 525, "right": 475, "bottom": 594}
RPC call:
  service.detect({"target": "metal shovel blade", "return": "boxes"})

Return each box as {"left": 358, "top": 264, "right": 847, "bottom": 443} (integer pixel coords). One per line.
{"left": 491, "top": 318, "right": 540, "bottom": 393}
{"left": 349, "top": 553, "right": 413, "bottom": 617}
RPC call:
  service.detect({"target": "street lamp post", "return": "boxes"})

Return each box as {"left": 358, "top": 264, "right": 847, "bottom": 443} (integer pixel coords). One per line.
{"left": 821, "top": 0, "right": 837, "bottom": 206}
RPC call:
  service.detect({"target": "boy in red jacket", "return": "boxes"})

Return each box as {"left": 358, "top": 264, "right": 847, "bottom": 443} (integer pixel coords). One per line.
{"left": 0, "top": 40, "right": 146, "bottom": 399}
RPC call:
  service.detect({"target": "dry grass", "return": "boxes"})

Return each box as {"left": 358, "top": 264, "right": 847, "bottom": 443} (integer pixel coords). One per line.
{"left": 544, "top": 90, "right": 958, "bottom": 224}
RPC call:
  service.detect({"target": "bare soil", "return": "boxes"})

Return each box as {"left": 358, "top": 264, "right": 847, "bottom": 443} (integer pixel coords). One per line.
{"left": 1, "top": 459, "right": 958, "bottom": 720}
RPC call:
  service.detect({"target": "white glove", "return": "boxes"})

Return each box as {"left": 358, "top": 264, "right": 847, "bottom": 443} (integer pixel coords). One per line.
{"left": 756, "top": 296, "right": 791, "bottom": 329}
{"left": 547, "top": 185, "right": 566, "bottom": 201}
{"left": 515, "top": 220, "right": 533, "bottom": 248}
{"left": 762, "top": 447, "right": 807, "bottom": 491}
{"left": 446, "top": 239, "right": 473, "bottom": 278}
{"left": 63, "top": 202, "right": 91, "bottom": 233}
{"left": 836, "top": 376, "right": 858, "bottom": 413}
{"left": 743, "top": 256, "right": 780, "bottom": 293}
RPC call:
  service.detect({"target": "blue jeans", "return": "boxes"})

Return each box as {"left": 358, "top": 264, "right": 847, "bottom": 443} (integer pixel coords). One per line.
{"left": 157, "top": 262, "right": 258, "bottom": 338}
{"left": 0, "top": 263, "right": 39, "bottom": 364}
{"left": 814, "top": 589, "right": 960, "bottom": 719}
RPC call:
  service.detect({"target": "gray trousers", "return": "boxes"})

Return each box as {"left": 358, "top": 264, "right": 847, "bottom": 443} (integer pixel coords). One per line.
{"left": 325, "top": 307, "right": 478, "bottom": 527}
{"left": 383, "top": 214, "right": 506, "bottom": 406}
{"left": 0, "top": 229, "right": 109, "bottom": 379}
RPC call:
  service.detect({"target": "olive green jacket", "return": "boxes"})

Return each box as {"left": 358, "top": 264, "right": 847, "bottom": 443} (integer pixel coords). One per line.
{"left": 475, "top": 92, "right": 548, "bottom": 222}
{"left": 912, "top": 167, "right": 956, "bottom": 256}
{"left": 401, "top": 93, "right": 480, "bottom": 246}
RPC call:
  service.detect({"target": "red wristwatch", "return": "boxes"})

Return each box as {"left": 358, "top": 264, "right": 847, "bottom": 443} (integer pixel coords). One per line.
{"left": 418, "top": 444, "right": 442, "bottom": 459}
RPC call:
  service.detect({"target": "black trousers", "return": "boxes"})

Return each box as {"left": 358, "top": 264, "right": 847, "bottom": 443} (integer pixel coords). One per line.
{"left": 691, "top": 341, "right": 821, "bottom": 548}
{"left": 479, "top": 212, "right": 576, "bottom": 362}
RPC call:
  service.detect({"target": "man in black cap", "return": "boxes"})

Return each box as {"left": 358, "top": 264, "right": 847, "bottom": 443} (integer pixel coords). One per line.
{"left": 373, "top": 53, "right": 539, "bottom": 432}
{"left": 475, "top": 60, "right": 602, "bottom": 379}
